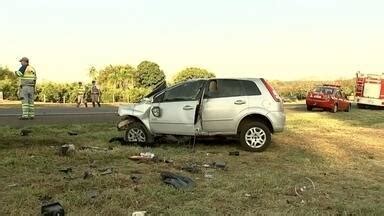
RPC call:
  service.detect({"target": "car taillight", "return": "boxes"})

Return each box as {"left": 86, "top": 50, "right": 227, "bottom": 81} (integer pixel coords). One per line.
{"left": 261, "top": 79, "right": 281, "bottom": 102}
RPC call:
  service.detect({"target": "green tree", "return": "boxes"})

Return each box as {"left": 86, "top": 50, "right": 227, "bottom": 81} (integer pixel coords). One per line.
{"left": 0, "top": 66, "right": 19, "bottom": 100}
{"left": 173, "top": 67, "right": 215, "bottom": 83}
{"left": 88, "top": 66, "right": 98, "bottom": 81}
{"left": 136, "top": 61, "right": 165, "bottom": 87}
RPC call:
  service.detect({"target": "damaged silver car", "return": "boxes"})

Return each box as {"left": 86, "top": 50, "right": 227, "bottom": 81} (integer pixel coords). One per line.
{"left": 117, "top": 78, "right": 285, "bottom": 152}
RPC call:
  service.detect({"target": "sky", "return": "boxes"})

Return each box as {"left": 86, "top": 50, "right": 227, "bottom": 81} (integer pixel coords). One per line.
{"left": 1, "top": 0, "right": 384, "bottom": 82}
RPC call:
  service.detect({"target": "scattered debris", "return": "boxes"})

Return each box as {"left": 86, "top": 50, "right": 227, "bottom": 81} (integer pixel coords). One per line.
{"left": 129, "top": 152, "right": 155, "bottom": 161}
{"left": 213, "top": 161, "right": 226, "bottom": 169}
{"left": 132, "top": 211, "right": 147, "bottom": 216}
{"left": 131, "top": 174, "right": 142, "bottom": 184}
{"left": 79, "top": 146, "right": 110, "bottom": 151}
{"left": 245, "top": 193, "right": 251, "bottom": 197}
{"left": 202, "top": 164, "right": 211, "bottom": 168}
{"left": 83, "top": 170, "right": 94, "bottom": 179}
{"left": 99, "top": 168, "right": 113, "bottom": 175}
{"left": 161, "top": 171, "right": 196, "bottom": 190}
{"left": 87, "top": 190, "right": 99, "bottom": 199}
{"left": 67, "top": 131, "right": 78, "bottom": 136}
{"left": 204, "top": 174, "right": 214, "bottom": 179}
{"left": 229, "top": 151, "right": 240, "bottom": 156}
{"left": 20, "top": 129, "right": 32, "bottom": 136}
{"left": 8, "top": 183, "right": 18, "bottom": 188}
{"left": 59, "top": 167, "right": 72, "bottom": 174}
{"left": 59, "top": 144, "right": 76, "bottom": 156}
{"left": 41, "top": 202, "right": 65, "bottom": 216}
{"left": 182, "top": 163, "right": 201, "bottom": 173}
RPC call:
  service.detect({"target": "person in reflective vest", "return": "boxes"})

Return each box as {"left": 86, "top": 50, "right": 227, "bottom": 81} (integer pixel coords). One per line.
{"left": 76, "top": 82, "right": 88, "bottom": 108}
{"left": 15, "top": 57, "right": 37, "bottom": 120}
{"left": 90, "top": 80, "right": 101, "bottom": 107}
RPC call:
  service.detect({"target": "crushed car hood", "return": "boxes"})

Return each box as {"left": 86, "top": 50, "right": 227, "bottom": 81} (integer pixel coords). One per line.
{"left": 118, "top": 102, "right": 151, "bottom": 118}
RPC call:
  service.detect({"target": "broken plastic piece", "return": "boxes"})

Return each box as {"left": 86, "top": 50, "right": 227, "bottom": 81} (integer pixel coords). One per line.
{"left": 41, "top": 202, "right": 65, "bottom": 216}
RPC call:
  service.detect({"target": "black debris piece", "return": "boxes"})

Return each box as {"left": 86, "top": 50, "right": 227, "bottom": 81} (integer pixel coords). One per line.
{"left": 160, "top": 171, "right": 196, "bottom": 190}
{"left": 67, "top": 131, "right": 78, "bottom": 136}
{"left": 59, "top": 168, "right": 72, "bottom": 174}
{"left": 213, "top": 161, "right": 226, "bottom": 169}
{"left": 229, "top": 151, "right": 240, "bottom": 156}
{"left": 131, "top": 174, "right": 142, "bottom": 184}
{"left": 41, "top": 202, "right": 65, "bottom": 216}
{"left": 20, "top": 129, "right": 32, "bottom": 136}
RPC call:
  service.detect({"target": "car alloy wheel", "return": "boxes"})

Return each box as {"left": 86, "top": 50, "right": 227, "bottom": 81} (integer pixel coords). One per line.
{"left": 127, "top": 128, "right": 146, "bottom": 142}
{"left": 124, "top": 122, "right": 149, "bottom": 143}
{"left": 239, "top": 121, "right": 271, "bottom": 152}
{"left": 245, "top": 127, "right": 266, "bottom": 148}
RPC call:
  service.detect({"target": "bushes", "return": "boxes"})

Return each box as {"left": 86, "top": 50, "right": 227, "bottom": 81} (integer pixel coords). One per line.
{"left": 270, "top": 79, "right": 356, "bottom": 100}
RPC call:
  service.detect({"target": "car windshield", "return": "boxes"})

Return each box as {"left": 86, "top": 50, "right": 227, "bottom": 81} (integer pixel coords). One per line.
{"left": 313, "top": 87, "right": 335, "bottom": 95}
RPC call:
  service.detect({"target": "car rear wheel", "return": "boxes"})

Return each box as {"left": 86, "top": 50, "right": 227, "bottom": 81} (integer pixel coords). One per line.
{"left": 306, "top": 106, "right": 313, "bottom": 111}
{"left": 124, "top": 122, "right": 149, "bottom": 144}
{"left": 345, "top": 104, "right": 351, "bottom": 112}
{"left": 239, "top": 122, "right": 271, "bottom": 152}
{"left": 331, "top": 104, "right": 338, "bottom": 113}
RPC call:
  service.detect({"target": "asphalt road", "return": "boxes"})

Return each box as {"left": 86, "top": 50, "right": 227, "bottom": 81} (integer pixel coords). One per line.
{"left": 0, "top": 104, "right": 119, "bottom": 127}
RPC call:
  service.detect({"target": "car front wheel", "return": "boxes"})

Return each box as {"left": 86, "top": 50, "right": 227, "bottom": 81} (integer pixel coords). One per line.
{"left": 239, "top": 122, "right": 271, "bottom": 152}
{"left": 124, "top": 122, "right": 149, "bottom": 144}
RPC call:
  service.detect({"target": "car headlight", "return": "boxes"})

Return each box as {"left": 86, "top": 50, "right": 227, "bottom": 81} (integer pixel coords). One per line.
{"left": 152, "top": 107, "right": 161, "bottom": 117}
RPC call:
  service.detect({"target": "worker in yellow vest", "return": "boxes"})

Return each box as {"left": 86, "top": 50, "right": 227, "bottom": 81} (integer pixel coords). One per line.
{"left": 76, "top": 82, "right": 88, "bottom": 108}
{"left": 15, "top": 57, "right": 37, "bottom": 120}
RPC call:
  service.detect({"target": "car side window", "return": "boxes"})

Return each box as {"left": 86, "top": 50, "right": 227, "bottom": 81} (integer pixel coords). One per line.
{"left": 242, "top": 80, "right": 261, "bottom": 96}
{"left": 335, "top": 91, "right": 341, "bottom": 98}
{"left": 163, "top": 80, "right": 204, "bottom": 102}
{"left": 153, "top": 92, "right": 165, "bottom": 103}
{"left": 206, "top": 79, "right": 243, "bottom": 98}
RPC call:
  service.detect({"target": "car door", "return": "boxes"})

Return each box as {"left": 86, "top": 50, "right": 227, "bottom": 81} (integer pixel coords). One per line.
{"left": 335, "top": 90, "right": 346, "bottom": 110}
{"left": 201, "top": 79, "right": 248, "bottom": 133}
{"left": 149, "top": 80, "right": 204, "bottom": 135}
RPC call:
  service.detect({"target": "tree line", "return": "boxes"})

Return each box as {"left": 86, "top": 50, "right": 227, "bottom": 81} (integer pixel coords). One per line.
{"left": 0, "top": 61, "right": 215, "bottom": 103}
{"left": 1, "top": 62, "right": 356, "bottom": 103}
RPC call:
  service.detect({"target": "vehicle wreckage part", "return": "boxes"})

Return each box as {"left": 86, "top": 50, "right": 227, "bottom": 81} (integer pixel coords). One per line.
{"left": 240, "top": 122, "right": 271, "bottom": 152}
{"left": 41, "top": 202, "right": 65, "bottom": 216}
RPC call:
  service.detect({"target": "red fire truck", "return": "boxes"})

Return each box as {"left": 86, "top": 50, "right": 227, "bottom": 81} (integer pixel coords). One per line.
{"left": 355, "top": 71, "right": 384, "bottom": 108}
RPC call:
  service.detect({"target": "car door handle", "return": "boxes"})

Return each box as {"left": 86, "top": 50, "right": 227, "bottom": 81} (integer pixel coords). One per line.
{"left": 234, "top": 100, "right": 246, "bottom": 105}
{"left": 183, "top": 105, "right": 194, "bottom": 110}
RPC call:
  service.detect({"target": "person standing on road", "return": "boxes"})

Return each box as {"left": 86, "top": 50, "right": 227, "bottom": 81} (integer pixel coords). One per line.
{"left": 76, "top": 82, "right": 88, "bottom": 108}
{"left": 15, "top": 57, "right": 37, "bottom": 120}
{"left": 90, "top": 80, "right": 101, "bottom": 107}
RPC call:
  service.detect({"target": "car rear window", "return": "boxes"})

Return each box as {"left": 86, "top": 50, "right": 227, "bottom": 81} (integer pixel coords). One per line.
{"left": 242, "top": 80, "right": 261, "bottom": 96}
{"left": 313, "top": 87, "right": 335, "bottom": 95}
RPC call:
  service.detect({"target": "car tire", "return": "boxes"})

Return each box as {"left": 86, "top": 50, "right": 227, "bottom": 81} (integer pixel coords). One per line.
{"left": 124, "top": 122, "right": 151, "bottom": 145}
{"left": 345, "top": 104, "right": 351, "bottom": 112}
{"left": 306, "top": 106, "right": 313, "bottom": 111}
{"left": 239, "top": 122, "right": 271, "bottom": 152}
{"left": 331, "top": 104, "right": 338, "bottom": 113}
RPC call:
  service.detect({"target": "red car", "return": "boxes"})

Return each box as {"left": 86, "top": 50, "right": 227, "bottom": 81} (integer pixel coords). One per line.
{"left": 306, "top": 84, "right": 351, "bottom": 112}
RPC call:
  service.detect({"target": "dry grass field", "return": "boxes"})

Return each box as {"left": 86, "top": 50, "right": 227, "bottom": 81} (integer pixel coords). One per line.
{"left": 0, "top": 104, "right": 383, "bottom": 215}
